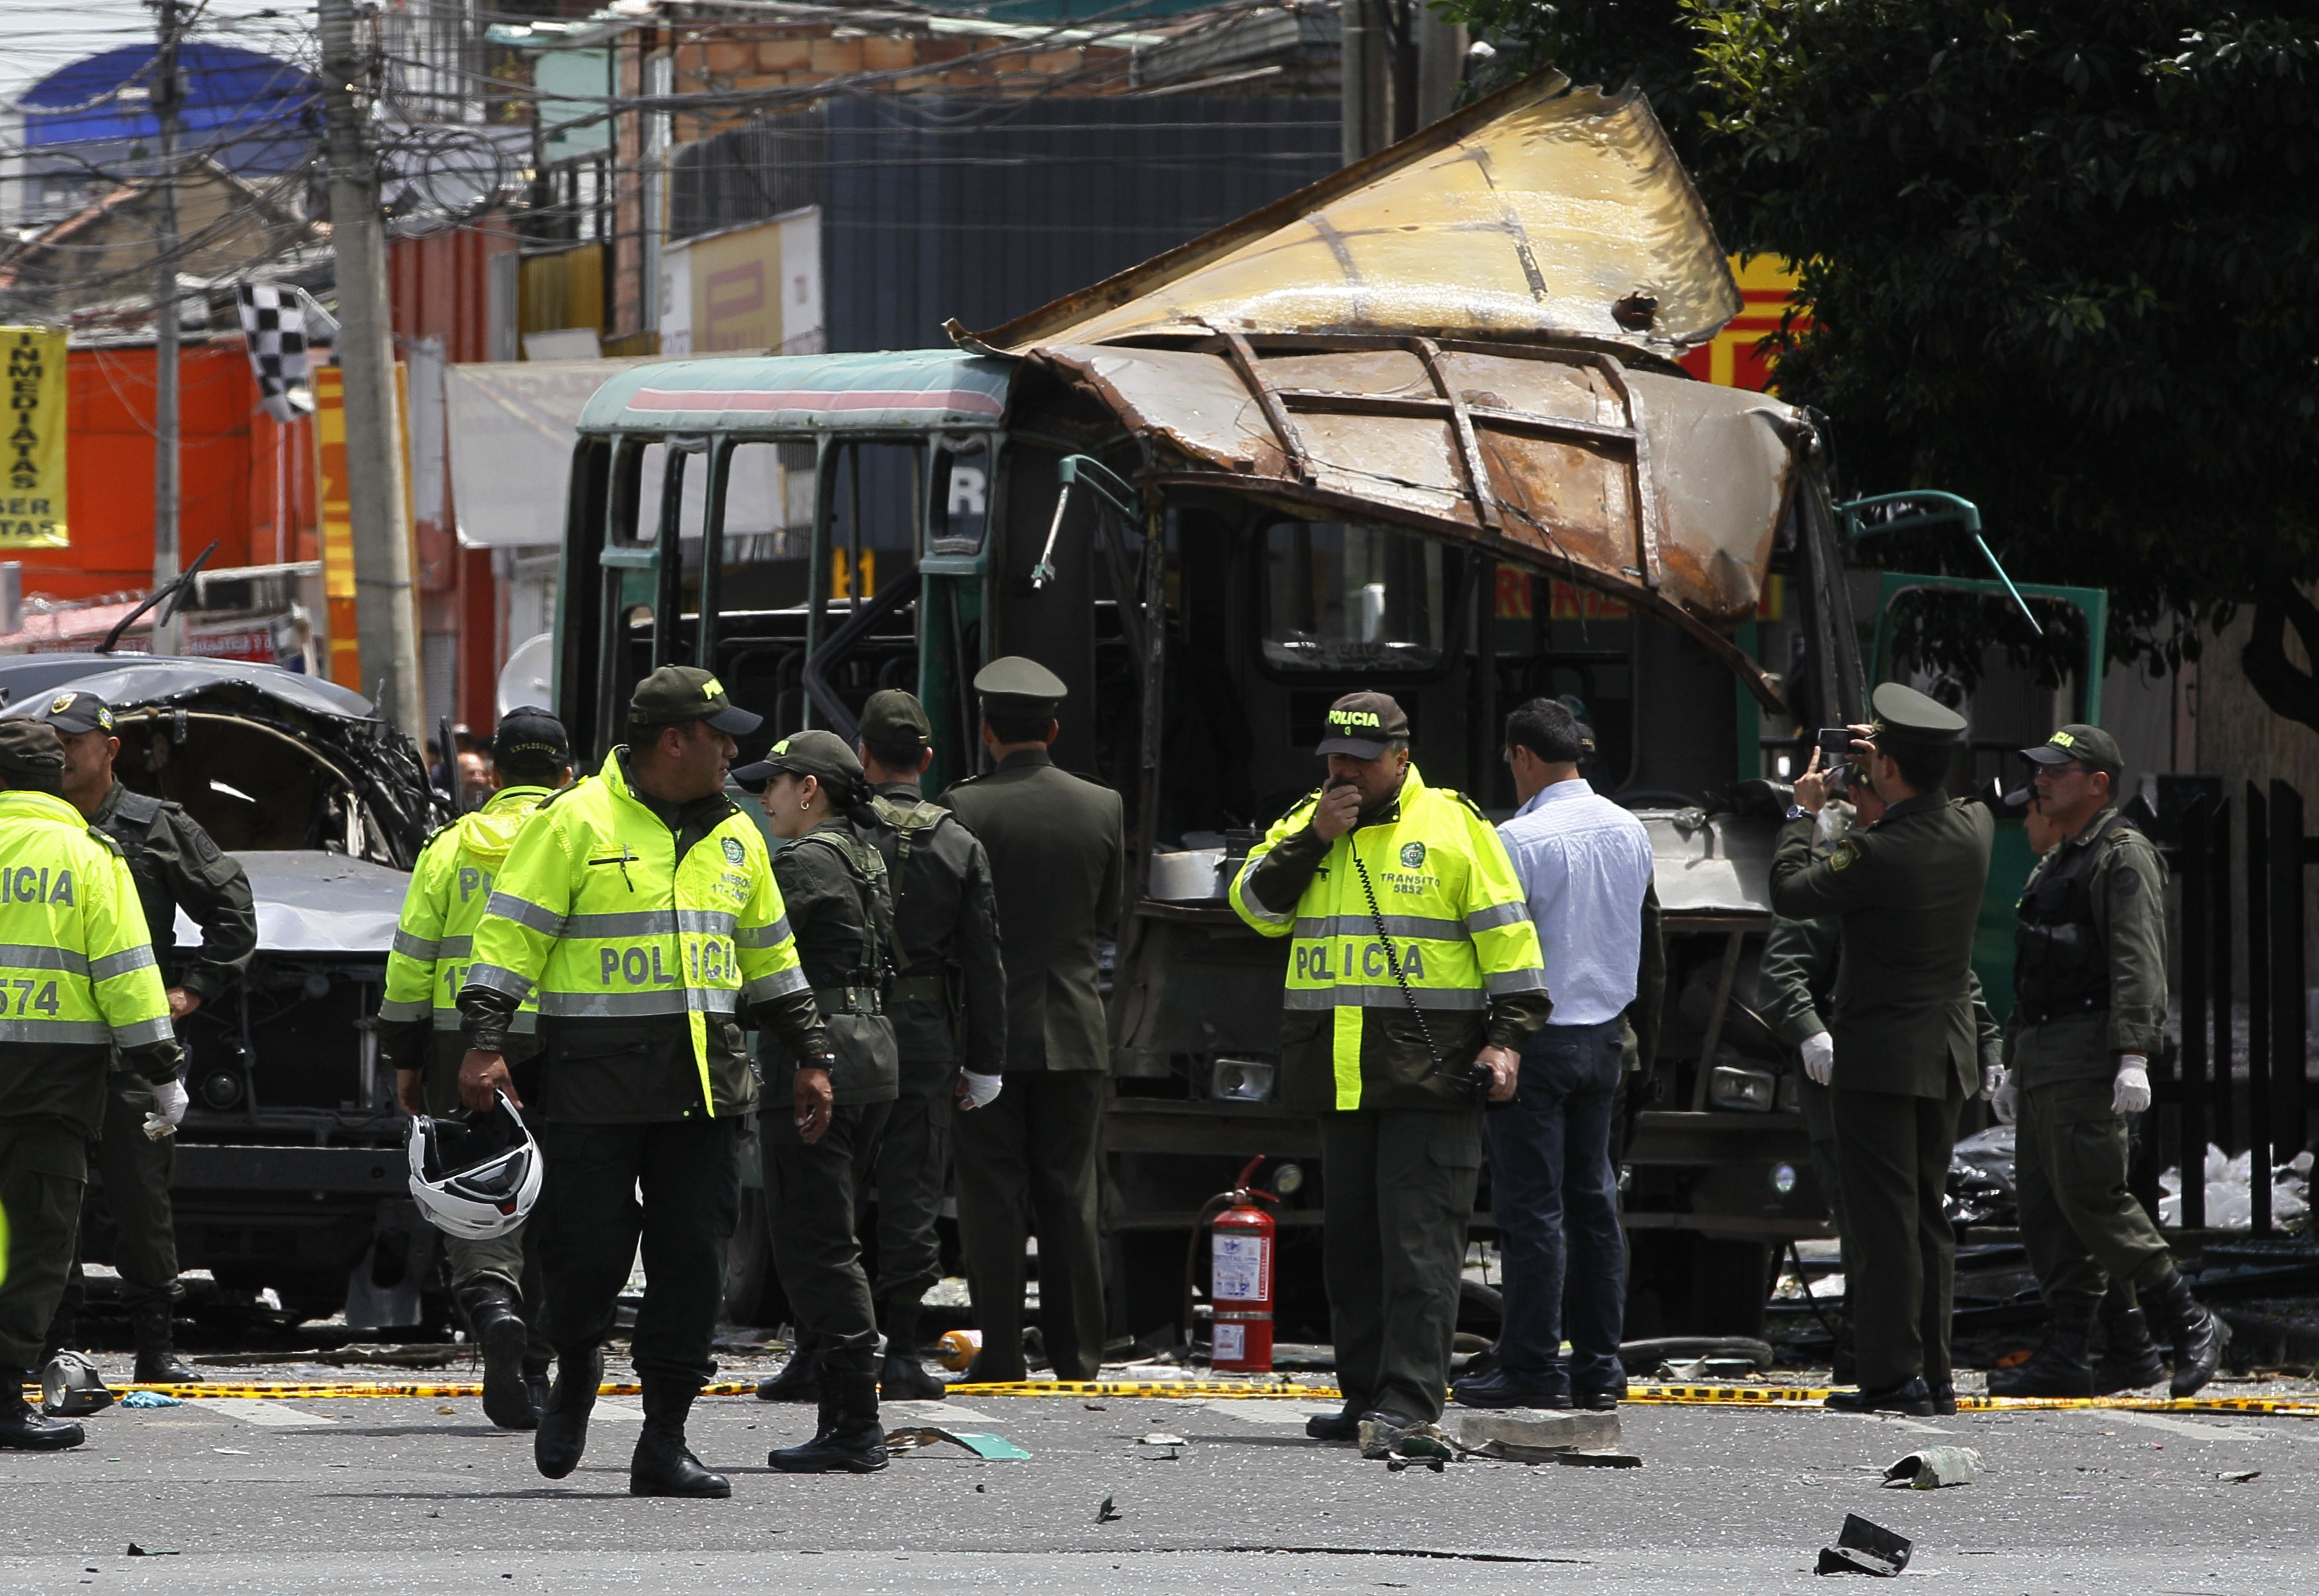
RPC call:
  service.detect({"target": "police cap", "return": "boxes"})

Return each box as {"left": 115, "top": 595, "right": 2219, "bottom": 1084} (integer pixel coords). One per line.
{"left": 1314, "top": 690, "right": 1410, "bottom": 759}
{"left": 0, "top": 715, "right": 68, "bottom": 777}
{"left": 1867, "top": 682, "right": 1967, "bottom": 747}
{"left": 2020, "top": 723, "right": 2122, "bottom": 776}
{"left": 27, "top": 689, "right": 114, "bottom": 736}
{"left": 859, "top": 688, "right": 932, "bottom": 750}
{"left": 733, "top": 729, "right": 864, "bottom": 796}
{"left": 974, "top": 656, "right": 1067, "bottom": 721}
{"left": 491, "top": 707, "right": 572, "bottom": 768}
{"left": 629, "top": 665, "right": 761, "bottom": 735}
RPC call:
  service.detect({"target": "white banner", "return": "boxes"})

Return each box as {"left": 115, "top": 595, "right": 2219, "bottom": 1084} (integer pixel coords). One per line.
{"left": 443, "top": 359, "right": 650, "bottom": 549}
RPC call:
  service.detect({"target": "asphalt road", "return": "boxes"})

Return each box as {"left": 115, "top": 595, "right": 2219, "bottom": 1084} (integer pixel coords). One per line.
{"left": 7, "top": 1365, "right": 2319, "bottom": 1593}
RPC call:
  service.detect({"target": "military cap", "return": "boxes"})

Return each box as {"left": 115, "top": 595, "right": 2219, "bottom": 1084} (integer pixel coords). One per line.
{"left": 2020, "top": 723, "right": 2122, "bottom": 776}
{"left": 0, "top": 715, "right": 68, "bottom": 776}
{"left": 629, "top": 664, "right": 761, "bottom": 735}
{"left": 26, "top": 689, "right": 114, "bottom": 736}
{"left": 1867, "top": 682, "right": 1967, "bottom": 746}
{"left": 974, "top": 656, "right": 1067, "bottom": 720}
{"left": 733, "top": 729, "right": 864, "bottom": 796}
{"left": 860, "top": 688, "right": 932, "bottom": 750}
{"left": 1314, "top": 690, "right": 1410, "bottom": 759}
{"left": 491, "top": 706, "right": 572, "bottom": 767}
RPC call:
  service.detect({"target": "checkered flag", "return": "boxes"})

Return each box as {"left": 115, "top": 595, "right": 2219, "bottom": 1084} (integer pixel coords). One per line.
{"left": 236, "top": 283, "right": 314, "bottom": 423}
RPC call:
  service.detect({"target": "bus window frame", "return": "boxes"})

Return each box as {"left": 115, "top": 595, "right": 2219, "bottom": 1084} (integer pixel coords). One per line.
{"left": 1248, "top": 511, "right": 1468, "bottom": 689}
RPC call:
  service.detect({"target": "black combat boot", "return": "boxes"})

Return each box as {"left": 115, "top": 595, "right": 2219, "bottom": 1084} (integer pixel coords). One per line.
{"left": 768, "top": 1358, "right": 887, "bottom": 1474}
{"left": 1823, "top": 1376, "right": 1935, "bottom": 1416}
{"left": 523, "top": 1356, "right": 553, "bottom": 1421}
{"left": 754, "top": 1347, "right": 820, "bottom": 1403}
{"left": 878, "top": 1306, "right": 946, "bottom": 1402}
{"left": 1987, "top": 1300, "right": 2097, "bottom": 1398}
{"left": 630, "top": 1379, "right": 730, "bottom": 1498}
{"left": 2151, "top": 1268, "right": 2228, "bottom": 1399}
{"left": 533, "top": 1347, "right": 602, "bottom": 1480}
{"left": 0, "top": 1368, "right": 84, "bottom": 1451}
{"left": 459, "top": 1282, "right": 537, "bottom": 1431}
{"left": 2093, "top": 1303, "right": 2168, "bottom": 1396}
{"left": 129, "top": 1302, "right": 202, "bottom": 1386}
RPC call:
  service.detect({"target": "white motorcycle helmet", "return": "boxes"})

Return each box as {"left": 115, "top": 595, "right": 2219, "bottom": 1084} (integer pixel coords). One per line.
{"left": 407, "top": 1092, "right": 543, "bottom": 1239}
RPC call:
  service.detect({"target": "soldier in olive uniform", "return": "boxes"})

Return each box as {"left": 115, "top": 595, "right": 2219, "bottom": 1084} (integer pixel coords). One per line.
{"left": 856, "top": 690, "right": 1007, "bottom": 1399}
{"left": 938, "top": 658, "right": 1124, "bottom": 1384}
{"left": 1987, "top": 725, "right": 2225, "bottom": 1399}
{"left": 1759, "top": 773, "right": 2005, "bottom": 1382}
{"left": 30, "top": 691, "right": 256, "bottom": 1384}
{"left": 741, "top": 731, "right": 902, "bottom": 1472}
{"left": 1771, "top": 683, "right": 1993, "bottom": 1417}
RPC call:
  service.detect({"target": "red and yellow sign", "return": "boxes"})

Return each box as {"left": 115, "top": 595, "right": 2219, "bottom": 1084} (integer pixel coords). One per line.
{"left": 1678, "top": 256, "right": 1811, "bottom": 393}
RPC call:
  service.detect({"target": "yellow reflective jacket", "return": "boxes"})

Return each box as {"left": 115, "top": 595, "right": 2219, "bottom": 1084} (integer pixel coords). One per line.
{"left": 383, "top": 785, "right": 555, "bottom": 1034}
{"left": 0, "top": 789, "right": 179, "bottom": 1132}
{"left": 464, "top": 754, "right": 807, "bottom": 1118}
{"left": 1229, "top": 765, "right": 1551, "bottom": 1112}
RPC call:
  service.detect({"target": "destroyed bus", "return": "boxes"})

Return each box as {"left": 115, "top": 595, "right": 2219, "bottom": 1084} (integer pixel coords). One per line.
{"left": 546, "top": 72, "right": 2056, "bottom": 1345}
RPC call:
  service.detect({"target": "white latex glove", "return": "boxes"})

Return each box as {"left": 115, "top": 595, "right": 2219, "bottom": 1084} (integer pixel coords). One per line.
{"left": 1799, "top": 1031, "right": 1835, "bottom": 1086}
{"left": 144, "top": 1077, "right": 190, "bottom": 1139}
{"left": 958, "top": 1072, "right": 1003, "bottom": 1111}
{"left": 2113, "top": 1055, "right": 2152, "bottom": 1116}
{"left": 1989, "top": 1067, "right": 2018, "bottom": 1125}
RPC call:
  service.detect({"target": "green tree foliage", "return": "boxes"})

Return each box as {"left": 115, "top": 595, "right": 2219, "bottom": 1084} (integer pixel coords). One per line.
{"left": 1445, "top": 1, "right": 2319, "bottom": 719}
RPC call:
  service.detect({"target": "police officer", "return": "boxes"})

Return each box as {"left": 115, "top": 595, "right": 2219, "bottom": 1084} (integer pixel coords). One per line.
{"left": 938, "top": 658, "right": 1122, "bottom": 1384}
{"left": 458, "top": 666, "right": 835, "bottom": 1499}
{"left": 1987, "top": 725, "right": 2224, "bottom": 1399}
{"left": 856, "top": 689, "right": 1006, "bottom": 1397}
{"left": 1772, "top": 682, "right": 1993, "bottom": 1417}
{"left": 0, "top": 718, "right": 183, "bottom": 1450}
{"left": 1229, "top": 691, "right": 1552, "bottom": 1436}
{"left": 381, "top": 707, "right": 572, "bottom": 1429}
{"left": 736, "top": 730, "right": 901, "bottom": 1472}
{"left": 28, "top": 690, "right": 255, "bottom": 1386}
{"left": 1758, "top": 772, "right": 2005, "bottom": 1384}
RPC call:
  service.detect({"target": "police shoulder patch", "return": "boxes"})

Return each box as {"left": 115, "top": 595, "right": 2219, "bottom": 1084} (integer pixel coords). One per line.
{"left": 1400, "top": 840, "right": 1428, "bottom": 869}
{"left": 2113, "top": 866, "right": 2142, "bottom": 895}
{"left": 1829, "top": 840, "right": 1860, "bottom": 871}
{"left": 721, "top": 836, "right": 747, "bottom": 865}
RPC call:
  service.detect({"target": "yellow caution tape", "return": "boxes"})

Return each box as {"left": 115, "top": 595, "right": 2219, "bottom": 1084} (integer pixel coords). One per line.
{"left": 52, "top": 1376, "right": 2319, "bottom": 1422}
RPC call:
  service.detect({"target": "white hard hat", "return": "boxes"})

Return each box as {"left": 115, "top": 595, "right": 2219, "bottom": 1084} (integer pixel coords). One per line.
{"left": 406, "top": 1092, "right": 543, "bottom": 1240}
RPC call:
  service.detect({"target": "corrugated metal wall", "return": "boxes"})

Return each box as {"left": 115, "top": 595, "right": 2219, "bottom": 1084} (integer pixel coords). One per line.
{"left": 670, "top": 95, "right": 1341, "bottom": 353}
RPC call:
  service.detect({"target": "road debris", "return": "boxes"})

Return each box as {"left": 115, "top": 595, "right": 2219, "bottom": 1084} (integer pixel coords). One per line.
{"left": 1457, "top": 1410, "right": 1622, "bottom": 1460}
{"left": 885, "top": 1427, "right": 1031, "bottom": 1460}
{"left": 1095, "top": 1495, "right": 1122, "bottom": 1523}
{"left": 1136, "top": 1432, "right": 1188, "bottom": 1460}
{"left": 121, "top": 1390, "right": 181, "bottom": 1409}
{"left": 124, "top": 1545, "right": 179, "bottom": 1557}
{"left": 1816, "top": 1514, "right": 1912, "bottom": 1577}
{"left": 2217, "top": 1469, "right": 2262, "bottom": 1484}
{"left": 1884, "top": 1446, "right": 1981, "bottom": 1489}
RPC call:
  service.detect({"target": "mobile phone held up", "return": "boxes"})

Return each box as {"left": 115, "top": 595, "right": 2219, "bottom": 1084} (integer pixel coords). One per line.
{"left": 1815, "top": 727, "right": 1859, "bottom": 757}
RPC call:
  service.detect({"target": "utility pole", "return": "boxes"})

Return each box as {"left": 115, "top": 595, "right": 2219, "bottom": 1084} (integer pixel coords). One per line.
{"left": 149, "top": 0, "right": 183, "bottom": 654}
{"left": 317, "top": 0, "right": 423, "bottom": 735}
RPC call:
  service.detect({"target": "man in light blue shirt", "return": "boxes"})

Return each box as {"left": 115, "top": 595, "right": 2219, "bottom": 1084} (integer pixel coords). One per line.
{"left": 1454, "top": 699, "right": 1655, "bottom": 1411}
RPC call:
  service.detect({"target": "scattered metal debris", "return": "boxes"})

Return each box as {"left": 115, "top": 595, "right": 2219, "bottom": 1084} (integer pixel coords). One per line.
{"left": 1884, "top": 1446, "right": 1981, "bottom": 1489}
{"left": 886, "top": 1427, "right": 1032, "bottom": 1461}
{"left": 1817, "top": 1515, "right": 1913, "bottom": 1577}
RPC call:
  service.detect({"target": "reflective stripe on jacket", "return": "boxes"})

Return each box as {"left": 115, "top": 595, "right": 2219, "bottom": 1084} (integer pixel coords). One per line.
{"left": 0, "top": 789, "right": 175, "bottom": 1051}
{"left": 463, "top": 756, "right": 808, "bottom": 1116}
{"left": 381, "top": 785, "right": 553, "bottom": 1034}
{"left": 1228, "top": 765, "right": 1549, "bottom": 1110}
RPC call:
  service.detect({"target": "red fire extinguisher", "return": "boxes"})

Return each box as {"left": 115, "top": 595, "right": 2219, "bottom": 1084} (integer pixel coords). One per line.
{"left": 1206, "top": 1155, "right": 1279, "bottom": 1374}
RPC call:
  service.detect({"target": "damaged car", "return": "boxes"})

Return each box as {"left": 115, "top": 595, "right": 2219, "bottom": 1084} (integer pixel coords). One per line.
{"left": 0, "top": 653, "right": 451, "bottom": 1324}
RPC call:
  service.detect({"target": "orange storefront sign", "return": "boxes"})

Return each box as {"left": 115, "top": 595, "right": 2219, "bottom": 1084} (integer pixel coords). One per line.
{"left": 309, "top": 363, "right": 415, "bottom": 692}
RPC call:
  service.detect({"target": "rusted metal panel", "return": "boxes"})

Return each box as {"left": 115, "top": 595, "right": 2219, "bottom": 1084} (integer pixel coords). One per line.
{"left": 973, "top": 71, "right": 1740, "bottom": 361}
{"left": 1026, "top": 336, "right": 1801, "bottom": 707}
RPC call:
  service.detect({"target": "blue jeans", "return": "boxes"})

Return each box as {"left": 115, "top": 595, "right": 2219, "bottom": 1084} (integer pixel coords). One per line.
{"left": 1486, "top": 1018, "right": 1627, "bottom": 1394}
